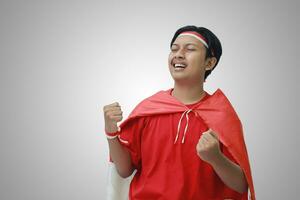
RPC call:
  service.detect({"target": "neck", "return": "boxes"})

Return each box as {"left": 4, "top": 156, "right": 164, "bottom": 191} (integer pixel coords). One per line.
{"left": 172, "top": 82, "right": 206, "bottom": 104}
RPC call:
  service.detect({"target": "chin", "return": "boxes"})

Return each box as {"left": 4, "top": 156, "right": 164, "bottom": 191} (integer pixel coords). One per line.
{"left": 170, "top": 75, "right": 188, "bottom": 83}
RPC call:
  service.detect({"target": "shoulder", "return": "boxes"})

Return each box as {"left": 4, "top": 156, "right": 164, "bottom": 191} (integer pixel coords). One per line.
{"left": 119, "top": 88, "right": 173, "bottom": 129}
{"left": 136, "top": 88, "right": 171, "bottom": 105}
{"left": 122, "top": 115, "right": 148, "bottom": 128}
{"left": 129, "top": 88, "right": 171, "bottom": 114}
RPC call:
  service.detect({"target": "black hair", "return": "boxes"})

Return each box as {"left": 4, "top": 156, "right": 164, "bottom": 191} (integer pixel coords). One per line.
{"left": 170, "top": 25, "right": 222, "bottom": 80}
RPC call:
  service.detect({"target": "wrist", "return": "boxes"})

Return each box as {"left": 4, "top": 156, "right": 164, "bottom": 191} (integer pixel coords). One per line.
{"left": 105, "top": 127, "right": 121, "bottom": 140}
{"left": 106, "top": 134, "right": 119, "bottom": 140}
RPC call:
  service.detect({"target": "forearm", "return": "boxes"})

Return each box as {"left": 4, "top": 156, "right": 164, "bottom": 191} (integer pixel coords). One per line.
{"left": 210, "top": 153, "right": 248, "bottom": 194}
{"left": 107, "top": 138, "right": 134, "bottom": 178}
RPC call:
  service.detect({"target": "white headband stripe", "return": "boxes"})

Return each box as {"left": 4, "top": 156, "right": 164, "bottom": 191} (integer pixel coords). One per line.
{"left": 178, "top": 33, "right": 209, "bottom": 48}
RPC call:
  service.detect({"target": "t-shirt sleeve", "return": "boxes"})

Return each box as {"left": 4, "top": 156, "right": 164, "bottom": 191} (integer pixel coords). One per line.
{"left": 117, "top": 117, "right": 146, "bottom": 169}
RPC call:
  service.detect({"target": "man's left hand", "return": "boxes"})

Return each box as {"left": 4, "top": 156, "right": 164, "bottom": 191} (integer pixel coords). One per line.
{"left": 196, "top": 128, "right": 222, "bottom": 165}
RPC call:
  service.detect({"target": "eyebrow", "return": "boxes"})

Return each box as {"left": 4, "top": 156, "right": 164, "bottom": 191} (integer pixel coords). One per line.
{"left": 171, "top": 43, "right": 198, "bottom": 47}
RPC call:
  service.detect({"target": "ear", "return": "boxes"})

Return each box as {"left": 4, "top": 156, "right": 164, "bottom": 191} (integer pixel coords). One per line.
{"left": 205, "top": 57, "right": 217, "bottom": 71}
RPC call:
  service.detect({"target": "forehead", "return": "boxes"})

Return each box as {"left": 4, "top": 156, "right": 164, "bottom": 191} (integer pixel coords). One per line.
{"left": 172, "top": 35, "right": 205, "bottom": 48}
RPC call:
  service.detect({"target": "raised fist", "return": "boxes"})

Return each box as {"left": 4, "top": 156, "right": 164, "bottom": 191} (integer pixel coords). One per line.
{"left": 103, "top": 102, "right": 123, "bottom": 133}
{"left": 196, "top": 128, "right": 222, "bottom": 165}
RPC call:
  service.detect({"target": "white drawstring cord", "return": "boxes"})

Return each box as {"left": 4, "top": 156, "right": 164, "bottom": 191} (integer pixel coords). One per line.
{"left": 174, "top": 110, "right": 187, "bottom": 143}
{"left": 181, "top": 109, "right": 192, "bottom": 143}
{"left": 174, "top": 109, "right": 193, "bottom": 144}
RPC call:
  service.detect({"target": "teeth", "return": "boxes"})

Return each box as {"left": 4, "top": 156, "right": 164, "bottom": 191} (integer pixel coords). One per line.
{"left": 174, "top": 63, "right": 186, "bottom": 68}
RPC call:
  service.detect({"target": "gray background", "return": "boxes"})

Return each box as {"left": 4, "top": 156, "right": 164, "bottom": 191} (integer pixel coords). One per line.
{"left": 0, "top": 0, "right": 298, "bottom": 199}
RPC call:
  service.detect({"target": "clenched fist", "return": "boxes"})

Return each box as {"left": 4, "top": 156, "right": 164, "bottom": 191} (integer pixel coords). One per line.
{"left": 196, "top": 128, "right": 222, "bottom": 165}
{"left": 103, "top": 102, "right": 123, "bottom": 133}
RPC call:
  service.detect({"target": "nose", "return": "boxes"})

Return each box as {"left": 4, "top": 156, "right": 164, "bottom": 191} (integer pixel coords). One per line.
{"left": 174, "top": 48, "right": 185, "bottom": 59}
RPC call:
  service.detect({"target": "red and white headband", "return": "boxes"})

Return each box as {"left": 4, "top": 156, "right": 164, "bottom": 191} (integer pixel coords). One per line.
{"left": 177, "top": 31, "right": 209, "bottom": 48}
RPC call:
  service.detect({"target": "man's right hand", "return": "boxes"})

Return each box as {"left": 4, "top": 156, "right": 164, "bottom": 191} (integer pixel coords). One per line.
{"left": 103, "top": 102, "right": 133, "bottom": 178}
{"left": 103, "top": 102, "right": 123, "bottom": 133}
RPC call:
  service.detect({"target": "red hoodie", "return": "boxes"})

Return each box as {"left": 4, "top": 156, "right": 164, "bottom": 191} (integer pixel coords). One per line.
{"left": 114, "top": 88, "right": 255, "bottom": 200}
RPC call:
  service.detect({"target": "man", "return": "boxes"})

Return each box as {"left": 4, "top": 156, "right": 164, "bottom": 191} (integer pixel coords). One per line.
{"left": 103, "top": 25, "right": 255, "bottom": 200}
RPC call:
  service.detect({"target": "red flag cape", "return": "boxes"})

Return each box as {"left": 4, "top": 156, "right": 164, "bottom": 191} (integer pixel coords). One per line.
{"left": 117, "top": 88, "right": 255, "bottom": 200}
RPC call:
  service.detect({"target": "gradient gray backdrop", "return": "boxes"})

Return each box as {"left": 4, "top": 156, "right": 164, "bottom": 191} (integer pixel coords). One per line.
{"left": 0, "top": 0, "right": 298, "bottom": 199}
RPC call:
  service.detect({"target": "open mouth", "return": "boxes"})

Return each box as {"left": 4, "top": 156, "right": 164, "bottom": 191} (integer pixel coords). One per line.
{"left": 173, "top": 63, "right": 187, "bottom": 69}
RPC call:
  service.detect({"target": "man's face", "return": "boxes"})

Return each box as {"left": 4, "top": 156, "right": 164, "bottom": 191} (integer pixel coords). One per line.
{"left": 168, "top": 35, "right": 208, "bottom": 85}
